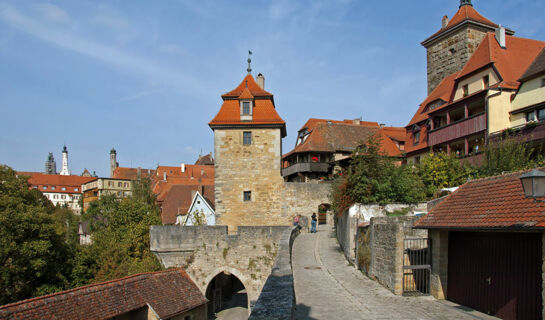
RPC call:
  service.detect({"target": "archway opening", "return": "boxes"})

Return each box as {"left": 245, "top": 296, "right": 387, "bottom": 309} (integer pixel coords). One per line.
{"left": 205, "top": 271, "right": 248, "bottom": 319}
{"left": 318, "top": 203, "right": 331, "bottom": 224}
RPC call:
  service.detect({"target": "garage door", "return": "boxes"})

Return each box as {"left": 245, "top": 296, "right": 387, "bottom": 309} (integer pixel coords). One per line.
{"left": 448, "top": 232, "right": 542, "bottom": 320}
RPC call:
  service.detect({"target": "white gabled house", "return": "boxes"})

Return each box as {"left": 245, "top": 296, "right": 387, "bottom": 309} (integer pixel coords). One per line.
{"left": 176, "top": 191, "right": 216, "bottom": 226}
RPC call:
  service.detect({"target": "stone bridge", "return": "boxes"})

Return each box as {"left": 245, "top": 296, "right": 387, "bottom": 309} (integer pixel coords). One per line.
{"left": 150, "top": 225, "right": 291, "bottom": 312}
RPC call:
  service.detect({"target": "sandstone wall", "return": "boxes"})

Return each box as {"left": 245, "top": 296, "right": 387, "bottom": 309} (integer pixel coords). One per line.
{"left": 281, "top": 182, "right": 331, "bottom": 223}
{"left": 214, "top": 128, "right": 285, "bottom": 231}
{"left": 150, "top": 225, "right": 289, "bottom": 307}
{"left": 369, "top": 216, "right": 427, "bottom": 295}
{"left": 426, "top": 26, "right": 488, "bottom": 94}
{"left": 337, "top": 203, "right": 427, "bottom": 263}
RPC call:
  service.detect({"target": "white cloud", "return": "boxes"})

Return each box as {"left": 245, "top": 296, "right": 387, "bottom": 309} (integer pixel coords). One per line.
{"left": 0, "top": 3, "right": 206, "bottom": 96}
{"left": 35, "top": 3, "right": 69, "bottom": 23}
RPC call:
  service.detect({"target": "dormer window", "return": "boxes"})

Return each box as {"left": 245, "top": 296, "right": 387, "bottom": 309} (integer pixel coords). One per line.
{"left": 463, "top": 84, "right": 469, "bottom": 97}
{"left": 240, "top": 100, "right": 253, "bottom": 121}
{"left": 242, "top": 101, "right": 250, "bottom": 115}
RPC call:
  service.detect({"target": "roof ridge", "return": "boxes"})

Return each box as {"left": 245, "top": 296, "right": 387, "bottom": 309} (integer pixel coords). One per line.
{"left": 0, "top": 269, "right": 184, "bottom": 310}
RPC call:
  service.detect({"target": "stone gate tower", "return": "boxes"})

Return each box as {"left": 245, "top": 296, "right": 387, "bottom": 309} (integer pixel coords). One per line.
{"left": 421, "top": 0, "right": 514, "bottom": 94}
{"left": 209, "top": 72, "right": 287, "bottom": 232}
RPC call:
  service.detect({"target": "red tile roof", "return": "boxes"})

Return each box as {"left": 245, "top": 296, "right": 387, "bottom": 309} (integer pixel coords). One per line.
{"left": 414, "top": 168, "right": 545, "bottom": 229}
{"left": 221, "top": 73, "right": 272, "bottom": 98}
{"left": 195, "top": 153, "right": 215, "bottom": 166}
{"left": 423, "top": 4, "right": 501, "bottom": 45}
{"left": 160, "top": 184, "right": 215, "bottom": 225}
{"left": 0, "top": 268, "right": 207, "bottom": 320}
{"left": 113, "top": 167, "right": 156, "bottom": 180}
{"left": 209, "top": 74, "right": 286, "bottom": 136}
{"left": 520, "top": 47, "right": 545, "bottom": 82}
{"left": 283, "top": 118, "right": 403, "bottom": 158}
{"left": 457, "top": 33, "right": 545, "bottom": 89}
{"left": 20, "top": 173, "right": 96, "bottom": 194}
{"left": 405, "top": 34, "right": 545, "bottom": 155}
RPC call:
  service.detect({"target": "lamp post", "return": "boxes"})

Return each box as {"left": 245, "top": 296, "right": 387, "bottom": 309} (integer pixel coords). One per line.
{"left": 519, "top": 169, "right": 545, "bottom": 202}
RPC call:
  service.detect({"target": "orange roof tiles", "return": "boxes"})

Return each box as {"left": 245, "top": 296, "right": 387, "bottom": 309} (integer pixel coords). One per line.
{"left": 160, "top": 184, "right": 215, "bottom": 225}
{"left": 113, "top": 167, "right": 156, "bottom": 180}
{"left": 457, "top": 33, "right": 545, "bottom": 89}
{"left": 283, "top": 118, "right": 403, "bottom": 158}
{"left": 423, "top": 4, "right": 501, "bottom": 45}
{"left": 21, "top": 173, "right": 96, "bottom": 194}
{"left": 415, "top": 168, "right": 545, "bottom": 229}
{"left": 0, "top": 268, "right": 207, "bottom": 320}
{"left": 221, "top": 73, "right": 272, "bottom": 98}
{"left": 209, "top": 74, "right": 286, "bottom": 136}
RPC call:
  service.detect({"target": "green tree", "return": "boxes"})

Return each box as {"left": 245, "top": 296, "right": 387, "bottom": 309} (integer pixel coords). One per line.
{"left": 418, "top": 152, "right": 476, "bottom": 198}
{"left": 331, "top": 136, "right": 425, "bottom": 214}
{"left": 76, "top": 178, "right": 162, "bottom": 284}
{"left": 479, "top": 136, "right": 542, "bottom": 177}
{"left": 0, "top": 165, "right": 74, "bottom": 304}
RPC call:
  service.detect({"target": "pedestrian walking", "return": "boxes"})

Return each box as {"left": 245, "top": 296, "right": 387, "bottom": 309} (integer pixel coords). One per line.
{"left": 311, "top": 213, "right": 317, "bottom": 233}
{"left": 293, "top": 215, "right": 300, "bottom": 227}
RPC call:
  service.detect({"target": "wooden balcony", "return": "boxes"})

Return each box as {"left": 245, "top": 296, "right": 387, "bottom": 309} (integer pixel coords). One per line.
{"left": 429, "top": 113, "right": 486, "bottom": 146}
{"left": 282, "top": 162, "right": 329, "bottom": 177}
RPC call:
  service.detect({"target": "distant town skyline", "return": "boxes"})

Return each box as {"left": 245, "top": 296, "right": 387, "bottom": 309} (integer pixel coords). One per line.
{"left": 1, "top": 0, "right": 544, "bottom": 176}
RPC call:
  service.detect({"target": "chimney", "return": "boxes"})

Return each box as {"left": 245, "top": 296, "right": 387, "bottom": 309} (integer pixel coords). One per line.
{"left": 181, "top": 163, "right": 185, "bottom": 173}
{"left": 163, "top": 172, "right": 167, "bottom": 181}
{"left": 495, "top": 25, "right": 506, "bottom": 49}
{"left": 257, "top": 73, "right": 265, "bottom": 89}
{"left": 442, "top": 15, "right": 449, "bottom": 29}
{"left": 352, "top": 119, "right": 360, "bottom": 125}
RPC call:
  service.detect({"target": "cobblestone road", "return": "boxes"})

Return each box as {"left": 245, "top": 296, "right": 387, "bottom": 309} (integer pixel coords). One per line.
{"left": 292, "top": 224, "right": 498, "bottom": 320}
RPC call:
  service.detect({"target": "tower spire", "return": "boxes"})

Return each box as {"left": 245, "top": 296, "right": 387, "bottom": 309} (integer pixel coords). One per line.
{"left": 247, "top": 50, "right": 252, "bottom": 74}
{"left": 459, "top": 0, "right": 472, "bottom": 8}
{"left": 59, "top": 144, "right": 70, "bottom": 176}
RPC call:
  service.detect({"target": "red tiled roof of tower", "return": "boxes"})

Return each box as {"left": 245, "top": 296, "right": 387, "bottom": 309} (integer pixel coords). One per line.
{"left": 423, "top": 4, "right": 501, "bottom": 44}
{"left": 209, "top": 74, "right": 286, "bottom": 134}
{"left": 0, "top": 268, "right": 207, "bottom": 320}
{"left": 160, "top": 184, "right": 215, "bottom": 225}
{"left": 221, "top": 73, "right": 272, "bottom": 98}
{"left": 520, "top": 48, "right": 545, "bottom": 82}
{"left": 414, "top": 168, "right": 545, "bottom": 229}
{"left": 21, "top": 173, "right": 96, "bottom": 194}
{"left": 457, "top": 34, "right": 545, "bottom": 89}
{"left": 113, "top": 167, "right": 156, "bottom": 180}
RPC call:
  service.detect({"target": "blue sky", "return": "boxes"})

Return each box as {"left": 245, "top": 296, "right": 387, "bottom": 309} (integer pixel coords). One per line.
{"left": 1, "top": 0, "right": 544, "bottom": 176}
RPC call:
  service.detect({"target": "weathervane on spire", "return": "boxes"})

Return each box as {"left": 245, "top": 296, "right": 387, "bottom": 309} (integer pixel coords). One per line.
{"left": 459, "top": 0, "right": 472, "bottom": 8}
{"left": 247, "top": 50, "right": 252, "bottom": 74}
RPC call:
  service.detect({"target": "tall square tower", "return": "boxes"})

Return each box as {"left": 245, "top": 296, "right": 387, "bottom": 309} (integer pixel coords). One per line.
{"left": 209, "top": 73, "right": 287, "bottom": 231}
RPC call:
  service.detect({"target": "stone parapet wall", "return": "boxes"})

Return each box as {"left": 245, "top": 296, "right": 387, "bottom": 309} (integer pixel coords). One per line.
{"left": 249, "top": 226, "right": 300, "bottom": 320}
{"left": 150, "top": 225, "right": 289, "bottom": 306}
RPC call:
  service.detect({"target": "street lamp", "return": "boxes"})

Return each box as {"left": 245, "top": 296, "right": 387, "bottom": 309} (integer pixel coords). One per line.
{"left": 519, "top": 169, "right": 545, "bottom": 202}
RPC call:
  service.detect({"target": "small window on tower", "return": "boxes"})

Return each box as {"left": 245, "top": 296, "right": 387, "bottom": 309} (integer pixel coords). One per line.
{"left": 242, "top": 101, "right": 251, "bottom": 115}
{"left": 243, "top": 131, "right": 252, "bottom": 145}
{"left": 243, "top": 191, "right": 251, "bottom": 201}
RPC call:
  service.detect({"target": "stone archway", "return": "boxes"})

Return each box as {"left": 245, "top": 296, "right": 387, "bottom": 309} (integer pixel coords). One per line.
{"left": 318, "top": 203, "right": 331, "bottom": 225}
{"left": 205, "top": 269, "right": 250, "bottom": 319}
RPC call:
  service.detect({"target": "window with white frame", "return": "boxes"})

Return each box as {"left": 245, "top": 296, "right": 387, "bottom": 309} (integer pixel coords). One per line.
{"left": 242, "top": 101, "right": 251, "bottom": 115}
